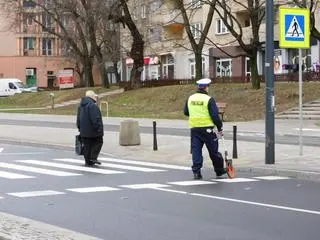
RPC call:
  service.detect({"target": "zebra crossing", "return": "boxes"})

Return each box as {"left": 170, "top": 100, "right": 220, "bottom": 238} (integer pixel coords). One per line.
{"left": 0, "top": 157, "right": 189, "bottom": 179}
{"left": 1, "top": 175, "right": 292, "bottom": 199}
{"left": 0, "top": 156, "right": 292, "bottom": 200}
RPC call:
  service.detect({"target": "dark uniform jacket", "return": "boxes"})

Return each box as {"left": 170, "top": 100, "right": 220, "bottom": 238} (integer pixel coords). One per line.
{"left": 184, "top": 89, "right": 223, "bottom": 132}
{"left": 77, "top": 97, "right": 104, "bottom": 138}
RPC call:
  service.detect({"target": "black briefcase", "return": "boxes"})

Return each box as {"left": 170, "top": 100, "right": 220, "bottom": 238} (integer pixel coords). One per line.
{"left": 75, "top": 135, "right": 83, "bottom": 155}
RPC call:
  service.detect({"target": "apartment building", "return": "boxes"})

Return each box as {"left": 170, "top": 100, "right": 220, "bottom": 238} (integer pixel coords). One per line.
{"left": 0, "top": 0, "right": 109, "bottom": 88}
{"left": 120, "top": 0, "right": 320, "bottom": 81}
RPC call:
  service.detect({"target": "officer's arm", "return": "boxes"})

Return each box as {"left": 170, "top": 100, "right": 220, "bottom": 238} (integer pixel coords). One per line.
{"left": 183, "top": 99, "right": 189, "bottom": 116}
{"left": 208, "top": 98, "right": 223, "bottom": 131}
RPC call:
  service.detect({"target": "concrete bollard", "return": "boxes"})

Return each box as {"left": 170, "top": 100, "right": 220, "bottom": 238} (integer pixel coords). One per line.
{"left": 119, "top": 120, "right": 141, "bottom": 146}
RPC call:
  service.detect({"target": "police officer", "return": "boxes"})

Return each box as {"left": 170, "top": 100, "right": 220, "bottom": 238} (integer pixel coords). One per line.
{"left": 184, "top": 78, "right": 226, "bottom": 179}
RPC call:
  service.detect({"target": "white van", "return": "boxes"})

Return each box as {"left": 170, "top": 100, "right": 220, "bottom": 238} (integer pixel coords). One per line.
{"left": 0, "top": 78, "right": 32, "bottom": 97}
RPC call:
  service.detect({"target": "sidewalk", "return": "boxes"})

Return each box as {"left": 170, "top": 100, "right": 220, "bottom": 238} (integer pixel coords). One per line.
{"left": 0, "top": 211, "right": 100, "bottom": 240}
{"left": 0, "top": 113, "right": 320, "bottom": 181}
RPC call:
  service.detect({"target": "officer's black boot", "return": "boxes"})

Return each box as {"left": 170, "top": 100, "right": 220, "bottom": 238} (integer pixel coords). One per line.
{"left": 193, "top": 172, "right": 203, "bottom": 180}
{"left": 216, "top": 168, "right": 227, "bottom": 179}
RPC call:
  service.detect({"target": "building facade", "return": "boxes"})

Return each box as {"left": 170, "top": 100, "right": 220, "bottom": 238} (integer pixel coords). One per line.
{"left": 0, "top": 0, "right": 107, "bottom": 88}
{"left": 120, "top": 0, "right": 320, "bottom": 81}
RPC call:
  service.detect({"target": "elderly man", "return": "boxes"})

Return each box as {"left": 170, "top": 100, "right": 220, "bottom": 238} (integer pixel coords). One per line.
{"left": 77, "top": 90, "right": 103, "bottom": 166}
{"left": 184, "top": 78, "right": 226, "bottom": 179}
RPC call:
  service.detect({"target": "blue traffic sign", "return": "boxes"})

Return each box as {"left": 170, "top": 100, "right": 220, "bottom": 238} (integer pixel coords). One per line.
{"left": 279, "top": 8, "right": 310, "bottom": 49}
{"left": 285, "top": 15, "right": 305, "bottom": 42}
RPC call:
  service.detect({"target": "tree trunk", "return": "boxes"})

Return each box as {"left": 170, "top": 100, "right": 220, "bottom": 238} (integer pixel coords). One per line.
{"left": 195, "top": 51, "right": 203, "bottom": 80}
{"left": 250, "top": 51, "right": 260, "bottom": 89}
{"left": 83, "top": 56, "right": 94, "bottom": 87}
{"left": 114, "top": 61, "right": 121, "bottom": 83}
{"left": 99, "top": 63, "right": 110, "bottom": 88}
{"left": 129, "top": 38, "right": 144, "bottom": 89}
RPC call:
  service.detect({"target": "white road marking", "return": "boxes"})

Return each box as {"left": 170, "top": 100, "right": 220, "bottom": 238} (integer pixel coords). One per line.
{"left": 0, "top": 170, "right": 35, "bottom": 179}
{"left": 8, "top": 190, "right": 65, "bottom": 198}
{"left": 294, "top": 128, "right": 320, "bottom": 132}
{"left": 0, "top": 148, "right": 3, "bottom": 153}
{"left": 0, "top": 162, "right": 81, "bottom": 177}
{"left": 0, "top": 152, "right": 46, "bottom": 156}
{"left": 53, "top": 158, "right": 166, "bottom": 172}
{"left": 168, "top": 180, "right": 217, "bottom": 186}
{"left": 121, "top": 183, "right": 169, "bottom": 189}
{"left": 66, "top": 186, "right": 120, "bottom": 193}
{"left": 17, "top": 160, "right": 124, "bottom": 175}
{"left": 190, "top": 193, "right": 320, "bottom": 216}
{"left": 213, "top": 178, "right": 260, "bottom": 183}
{"left": 152, "top": 188, "right": 188, "bottom": 194}
{"left": 254, "top": 176, "right": 291, "bottom": 180}
{"left": 98, "top": 157, "right": 190, "bottom": 170}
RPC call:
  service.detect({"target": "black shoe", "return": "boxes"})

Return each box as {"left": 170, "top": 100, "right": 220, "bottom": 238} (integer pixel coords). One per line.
{"left": 91, "top": 159, "right": 101, "bottom": 165}
{"left": 216, "top": 168, "right": 227, "bottom": 179}
{"left": 193, "top": 172, "right": 203, "bottom": 180}
{"left": 85, "top": 161, "right": 94, "bottom": 167}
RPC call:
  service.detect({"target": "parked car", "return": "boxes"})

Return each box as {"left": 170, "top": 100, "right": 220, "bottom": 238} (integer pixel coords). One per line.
{"left": 0, "top": 78, "right": 36, "bottom": 97}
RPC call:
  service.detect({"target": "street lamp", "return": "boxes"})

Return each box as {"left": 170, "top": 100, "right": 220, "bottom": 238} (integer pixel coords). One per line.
{"left": 265, "top": 0, "right": 275, "bottom": 164}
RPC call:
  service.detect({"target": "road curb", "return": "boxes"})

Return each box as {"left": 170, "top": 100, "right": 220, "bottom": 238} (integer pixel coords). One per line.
{"left": 0, "top": 138, "right": 116, "bottom": 157}
{"left": 237, "top": 167, "right": 320, "bottom": 182}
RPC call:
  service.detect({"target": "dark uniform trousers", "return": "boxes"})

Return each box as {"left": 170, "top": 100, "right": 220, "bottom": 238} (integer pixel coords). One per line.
{"left": 191, "top": 127, "right": 224, "bottom": 175}
{"left": 82, "top": 137, "right": 103, "bottom": 164}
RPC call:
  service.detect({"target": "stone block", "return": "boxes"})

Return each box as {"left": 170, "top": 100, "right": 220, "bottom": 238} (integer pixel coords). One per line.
{"left": 119, "top": 120, "right": 141, "bottom": 146}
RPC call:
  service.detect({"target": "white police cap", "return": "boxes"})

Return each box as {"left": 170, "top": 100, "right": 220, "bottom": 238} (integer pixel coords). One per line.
{"left": 196, "top": 78, "right": 211, "bottom": 87}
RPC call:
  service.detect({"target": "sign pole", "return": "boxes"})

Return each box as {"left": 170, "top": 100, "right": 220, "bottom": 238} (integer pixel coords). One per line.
{"left": 265, "top": 0, "right": 275, "bottom": 164}
{"left": 279, "top": 7, "right": 310, "bottom": 156}
{"left": 299, "top": 48, "right": 303, "bottom": 155}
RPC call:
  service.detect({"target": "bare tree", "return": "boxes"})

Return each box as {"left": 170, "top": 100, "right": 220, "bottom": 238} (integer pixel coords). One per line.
{"left": 2, "top": 0, "right": 121, "bottom": 87}
{"left": 291, "top": 0, "right": 320, "bottom": 40}
{"left": 204, "top": 0, "right": 265, "bottom": 89}
{"left": 110, "top": 0, "right": 145, "bottom": 89}
{"left": 173, "top": 0, "right": 216, "bottom": 80}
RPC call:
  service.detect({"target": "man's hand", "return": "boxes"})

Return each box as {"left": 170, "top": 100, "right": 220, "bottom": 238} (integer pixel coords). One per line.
{"left": 217, "top": 131, "right": 224, "bottom": 138}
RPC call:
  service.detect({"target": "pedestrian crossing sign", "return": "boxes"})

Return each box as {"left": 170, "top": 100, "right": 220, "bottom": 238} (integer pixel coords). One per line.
{"left": 279, "top": 8, "right": 310, "bottom": 49}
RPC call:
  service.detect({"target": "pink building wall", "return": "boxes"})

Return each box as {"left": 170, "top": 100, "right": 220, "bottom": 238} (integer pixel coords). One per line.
{"left": 0, "top": 56, "right": 77, "bottom": 87}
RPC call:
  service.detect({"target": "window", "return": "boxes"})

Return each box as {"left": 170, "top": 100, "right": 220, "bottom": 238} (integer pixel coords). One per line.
{"left": 149, "top": 27, "right": 161, "bottom": 42}
{"left": 245, "top": 57, "right": 251, "bottom": 76}
{"left": 190, "top": 23, "right": 202, "bottom": 39}
{"left": 23, "top": 14, "right": 33, "bottom": 25}
{"left": 150, "top": 0, "right": 162, "bottom": 12}
{"left": 189, "top": 57, "right": 205, "bottom": 78}
{"left": 191, "top": 0, "right": 201, "bottom": 8}
{"left": 216, "top": 58, "right": 232, "bottom": 77}
{"left": 42, "top": 12, "right": 52, "bottom": 31}
{"left": 216, "top": 18, "right": 228, "bottom": 34}
{"left": 62, "top": 14, "right": 70, "bottom": 27}
{"left": 141, "top": 5, "right": 147, "bottom": 19}
{"left": 61, "top": 40, "right": 71, "bottom": 56}
{"left": 23, "top": 0, "right": 36, "bottom": 8}
{"left": 42, "top": 38, "right": 53, "bottom": 56}
{"left": 23, "top": 38, "right": 35, "bottom": 50}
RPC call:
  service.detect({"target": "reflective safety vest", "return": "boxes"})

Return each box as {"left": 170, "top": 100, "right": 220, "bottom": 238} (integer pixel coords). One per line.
{"left": 187, "top": 93, "right": 215, "bottom": 128}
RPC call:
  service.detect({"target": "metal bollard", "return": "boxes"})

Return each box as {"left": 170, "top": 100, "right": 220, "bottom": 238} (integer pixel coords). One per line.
{"left": 99, "top": 101, "right": 109, "bottom": 118}
{"left": 50, "top": 93, "right": 55, "bottom": 109}
{"left": 232, "top": 125, "right": 238, "bottom": 159}
{"left": 153, "top": 121, "right": 158, "bottom": 151}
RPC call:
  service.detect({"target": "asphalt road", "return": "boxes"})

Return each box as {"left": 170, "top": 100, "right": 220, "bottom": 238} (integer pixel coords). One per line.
{"left": 0, "top": 144, "right": 319, "bottom": 240}
{"left": 0, "top": 119, "right": 319, "bottom": 147}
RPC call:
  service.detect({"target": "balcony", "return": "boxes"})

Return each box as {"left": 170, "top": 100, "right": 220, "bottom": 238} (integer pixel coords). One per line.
{"left": 163, "top": 0, "right": 180, "bottom": 10}
{"left": 162, "top": 11, "right": 184, "bottom": 39}
{"left": 23, "top": 49, "right": 36, "bottom": 56}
